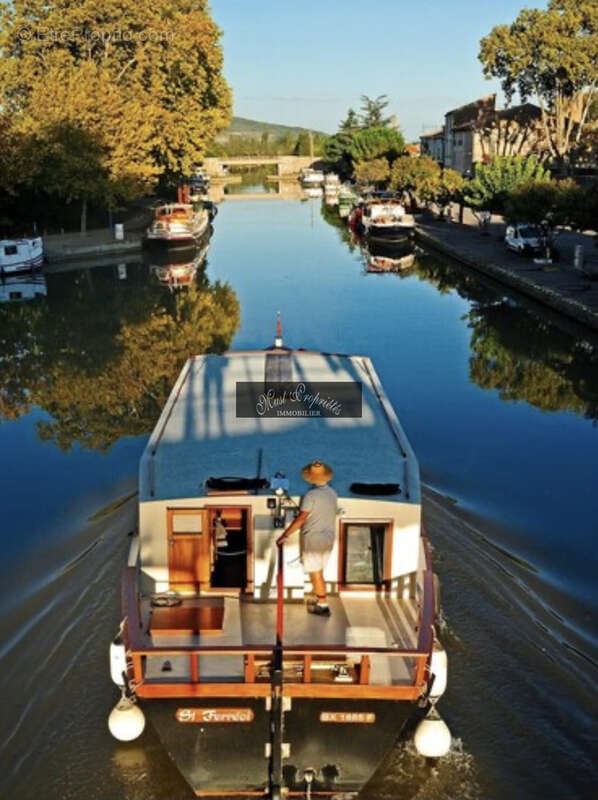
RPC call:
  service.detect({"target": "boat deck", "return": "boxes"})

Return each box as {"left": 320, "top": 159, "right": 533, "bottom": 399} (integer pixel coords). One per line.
{"left": 143, "top": 595, "right": 420, "bottom": 686}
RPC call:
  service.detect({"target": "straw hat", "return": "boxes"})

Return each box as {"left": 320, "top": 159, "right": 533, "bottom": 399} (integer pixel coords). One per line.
{"left": 301, "top": 460, "right": 333, "bottom": 485}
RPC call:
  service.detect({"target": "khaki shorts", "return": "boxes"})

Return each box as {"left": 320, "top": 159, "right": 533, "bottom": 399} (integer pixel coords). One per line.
{"left": 301, "top": 549, "right": 332, "bottom": 573}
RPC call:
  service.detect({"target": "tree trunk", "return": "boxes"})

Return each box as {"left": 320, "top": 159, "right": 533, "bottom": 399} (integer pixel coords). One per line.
{"left": 80, "top": 198, "right": 87, "bottom": 234}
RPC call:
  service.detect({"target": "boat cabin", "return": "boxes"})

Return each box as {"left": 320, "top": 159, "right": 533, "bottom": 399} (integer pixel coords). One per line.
{"left": 154, "top": 203, "right": 195, "bottom": 222}
{"left": 0, "top": 237, "right": 44, "bottom": 274}
{"left": 124, "top": 347, "right": 435, "bottom": 701}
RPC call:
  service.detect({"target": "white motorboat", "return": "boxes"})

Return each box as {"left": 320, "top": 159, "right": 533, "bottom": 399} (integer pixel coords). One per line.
{"left": 145, "top": 203, "right": 210, "bottom": 245}
{"left": 108, "top": 321, "right": 451, "bottom": 798}
{"left": 0, "top": 237, "right": 44, "bottom": 274}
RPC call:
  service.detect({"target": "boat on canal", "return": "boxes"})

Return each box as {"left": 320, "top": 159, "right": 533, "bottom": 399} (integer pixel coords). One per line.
{"left": 108, "top": 322, "right": 451, "bottom": 798}
{"left": 0, "top": 236, "right": 44, "bottom": 274}
{"left": 350, "top": 196, "right": 415, "bottom": 243}
{"left": 145, "top": 202, "right": 210, "bottom": 246}
{"left": 300, "top": 167, "right": 325, "bottom": 186}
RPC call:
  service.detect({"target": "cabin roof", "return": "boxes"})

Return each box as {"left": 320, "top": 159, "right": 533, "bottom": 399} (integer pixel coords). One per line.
{"left": 139, "top": 350, "right": 419, "bottom": 504}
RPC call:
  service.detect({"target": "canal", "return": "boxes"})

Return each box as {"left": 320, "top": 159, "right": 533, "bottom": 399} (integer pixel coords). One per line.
{"left": 0, "top": 198, "right": 596, "bottom": 800}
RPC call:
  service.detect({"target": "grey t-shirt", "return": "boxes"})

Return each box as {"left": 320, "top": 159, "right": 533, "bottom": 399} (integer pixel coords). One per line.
{"left": 300, "top": 484, "right": 338, "bottom": 553}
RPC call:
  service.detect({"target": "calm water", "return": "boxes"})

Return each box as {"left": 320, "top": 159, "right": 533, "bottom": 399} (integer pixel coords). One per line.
{"left": 0, "top": 198, "right": 596, "bottom": 800}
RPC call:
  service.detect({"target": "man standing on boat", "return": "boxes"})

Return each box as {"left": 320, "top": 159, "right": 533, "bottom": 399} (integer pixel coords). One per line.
{"left": 276, "top": 460, "right": 337, "bottom": 616}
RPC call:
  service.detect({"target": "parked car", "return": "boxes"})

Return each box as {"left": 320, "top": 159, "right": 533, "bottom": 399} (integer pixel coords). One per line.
{"left": 505, "top": 224, "right": 543, "bottom": 255}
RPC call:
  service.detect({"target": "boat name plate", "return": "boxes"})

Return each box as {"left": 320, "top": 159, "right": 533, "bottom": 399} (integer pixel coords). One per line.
{"left": 176, "top": 708, "right": 255, "bottom": 724}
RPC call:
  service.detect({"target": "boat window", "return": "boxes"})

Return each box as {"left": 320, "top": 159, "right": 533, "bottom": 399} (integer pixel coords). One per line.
{"left": 4, "top": 245, "right": 18, "bottom": 256}
{"left": 172, "top": 514, "right": 204, "bottom": 535}
{"left": 344, "top": 523, "right": 386, "bottom": 585}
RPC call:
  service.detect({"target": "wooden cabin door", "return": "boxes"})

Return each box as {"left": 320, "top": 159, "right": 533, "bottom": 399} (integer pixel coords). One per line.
{"left": 167, "top": 508, "right": 210, "bottom": 591}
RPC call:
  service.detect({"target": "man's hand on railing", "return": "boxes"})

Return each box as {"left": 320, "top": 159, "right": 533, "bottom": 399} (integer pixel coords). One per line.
{"left": 276, "top": 510, "right": 307, "bottom": 547}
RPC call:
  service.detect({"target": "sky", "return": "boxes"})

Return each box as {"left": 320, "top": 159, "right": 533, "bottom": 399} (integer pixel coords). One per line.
{"left": 210, "top": 0, "right": 547, "bottom": 141}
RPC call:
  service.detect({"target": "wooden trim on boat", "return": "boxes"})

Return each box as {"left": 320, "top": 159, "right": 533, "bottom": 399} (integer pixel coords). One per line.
{"left": 137, "top": 683, "right": 272, "bottom": 699}
{"left": 194, "top": 793, "right": 265, "bottom": 798}
{"left": 122, "top": 518, "right": 435, "bottom": 698}
{"left": 193, "top": 793, "right": 347, "bottom": 798}
{"left": 135, "top": 682, "right": 422, "bottom": 701}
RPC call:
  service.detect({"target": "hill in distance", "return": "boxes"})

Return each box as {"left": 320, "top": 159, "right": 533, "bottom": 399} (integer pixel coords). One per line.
{"left": 218, "top": 116, "right": 328, "bottom": 140}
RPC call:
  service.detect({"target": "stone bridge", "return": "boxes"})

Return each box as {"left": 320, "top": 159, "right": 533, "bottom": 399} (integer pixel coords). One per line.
{"left": 203, "top": 155, "right": 325, "bottom": 178}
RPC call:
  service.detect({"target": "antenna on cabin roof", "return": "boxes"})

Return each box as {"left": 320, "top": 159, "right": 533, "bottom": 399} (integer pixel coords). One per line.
{"left": 275, "top": 312, "right": 283, "bottom": 348}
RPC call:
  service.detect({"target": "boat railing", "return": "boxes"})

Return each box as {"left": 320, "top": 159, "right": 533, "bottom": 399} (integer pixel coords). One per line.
{"left": 122, "top": 547, "right": 436, "bottom": 700}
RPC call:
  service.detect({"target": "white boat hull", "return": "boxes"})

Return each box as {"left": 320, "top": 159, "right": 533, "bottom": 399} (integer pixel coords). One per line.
{"left": 0, "top": 238, "right": 44, "bottom": 274}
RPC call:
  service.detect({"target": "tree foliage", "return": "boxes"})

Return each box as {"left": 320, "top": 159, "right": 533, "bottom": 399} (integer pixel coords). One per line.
{"left": 462, "top": 155, "right": 550, "bottom": 213}
{"left": 353, "top": 158, "right": 390, "bottom": 187}
{"left": 346, "top": 127, "right": 405, "bottom": 162}
{"left": 0, "top": 265, "right": 240, "bottom": 451}
{"left": 323, "top": 96, "right": 404, "bottom": 177}
{"left": 479, "top": 0, "right": 598, "bottom": 166}
{"left": 359, "top": 94, "right": 392, "bottom": 128}
{"left": 389, "top": 155, "right": 462, "bottom": 207}
{"left": 339, "top": 108, "right": 360, "bottom": 132}
{"left": 0, "top": 0, "right": 231, "bottom": 226}
{"left": 505, "top": 178, "right": 598, "bottom": 231}
{"left": 324, "top": 126, "right": 405, "bottom": 175}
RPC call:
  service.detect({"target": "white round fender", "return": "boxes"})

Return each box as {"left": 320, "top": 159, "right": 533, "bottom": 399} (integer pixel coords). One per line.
{"left": 108, "top": 696, "right": 146, "bottom": 742}
{"left": 414, "top": 707, "right": 451, "bottom": 758}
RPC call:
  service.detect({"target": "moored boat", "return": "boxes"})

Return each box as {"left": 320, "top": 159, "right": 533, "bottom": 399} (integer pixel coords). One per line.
{"left": 351, "top": 197, "right": 415, "bottom": 242}
{"left": 145, "top": 203, "right": 210, "bottom": 246}
{"left": 108, "top": 322, "right": 451, "bottom": 798}
{"left": 0, "top": 237, "right": 44, "bottom": 274}
{"left": 300, "top": 167, "right": 325, "bottom": 186}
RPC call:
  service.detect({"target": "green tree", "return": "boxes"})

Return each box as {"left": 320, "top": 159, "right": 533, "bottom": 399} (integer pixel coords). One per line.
{"left": 346, "top": 126, "right": 405, "bottom": 162}
{"left": 339, "top": 108, "right": 360, "bottom": 132}
{"left": 359, "top": 95, "right": 392, "bottom": 128}
{"left": 462, "top": 155, "right": 550, "bottom": 214}
{"left": 353, "top": 157, "right": 390, "bottom": 187}
{"left": 479, "top": 0, "right": 598, "bottom": 170}
{"left": 293, "top": 131, "right": 311, "bottom": 156}
{"left": 390, "top": 155, "right": 442, "bottom": 207}
{"left": 437, "top": 169, "right": 465, "bottom": 215}
{"left": 0, "top": 0, "right": 231, "bottom": 228}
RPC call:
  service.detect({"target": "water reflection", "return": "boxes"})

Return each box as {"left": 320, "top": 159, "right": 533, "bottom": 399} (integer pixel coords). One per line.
{"left": 208, "top": 166, "right": 308, "bottom": 202}
{"left": 0, "top": 243, "right": 240, "bottom": 451}
{"left": 0, "top": 270, "right": 47, "bottom": 303}
{"left": 321, "top": 202, "right": 598, "bottom": 421}
{"left": 145, "top": 230, "right": 211, "bottom": 290}
{"left": 360, "top": 238, "right": 417, "bottom": 273}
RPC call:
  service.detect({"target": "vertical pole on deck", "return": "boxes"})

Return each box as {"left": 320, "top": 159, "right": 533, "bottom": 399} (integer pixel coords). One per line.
{"left": 269, "top": 544, "right": 284, "bottom": 800}
{"left": 276, "top": 543, "right": 284, "bottom": 648}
